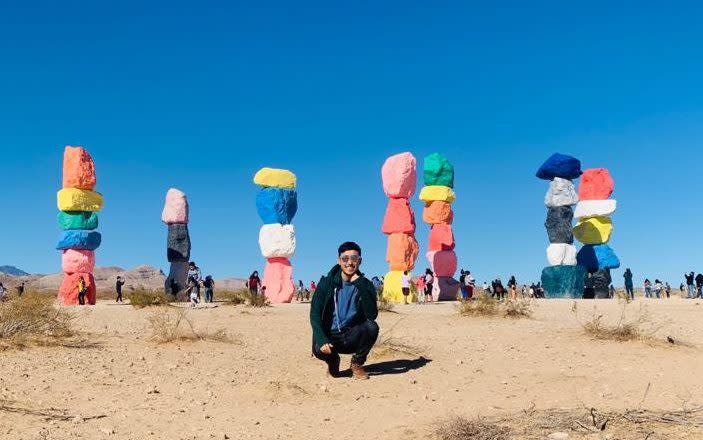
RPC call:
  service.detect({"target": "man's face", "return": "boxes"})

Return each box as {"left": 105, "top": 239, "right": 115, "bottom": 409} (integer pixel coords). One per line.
{"left": 338, "top": 250, "right": 361, "bottom": 277}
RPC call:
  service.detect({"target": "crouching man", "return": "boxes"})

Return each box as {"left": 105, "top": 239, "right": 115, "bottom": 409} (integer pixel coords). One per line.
{"left": 310, "top": 241, "right": 379, "bottom": 380}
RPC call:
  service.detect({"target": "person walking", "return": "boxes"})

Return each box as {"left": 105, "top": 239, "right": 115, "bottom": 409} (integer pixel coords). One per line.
{"left": 115, "top": 276, "right": 125, "bottom": 303}
{"left": 665, "top": 282, "right": 671, "bottom": 298}
{"left": 203, "top": 275, "right": 215, "bottom": 303}
{"left": 424, "top": 269, "right": 434, "bottom": 302}
{"left": 465, "top": 271, "right": 475, "bottom": 300}
{"left": 415, "top": 275, "right": 426, "bottom": 304}
{"left": 188, "top": 276, "right": 200, "bottom": 308}
{"left": 310, "top": 241, "right": 379, "bottom": 380}
{"left": 458, "top": 270, "right": 467, "bottom": 300}
{"left": 623, "top": 269, "right": 634, "bottom": 300}
{"left": 643, "top": 279, "right": 652, "bottom": 298}
{"left": 16, "top": 282, "right": 25, "bottom": 298}
{"left": 696, "top": 273, "right": 703, "bottom": 299}
{"left": 508, "top": 276, "right": 517, "bottom": 300}
{"left": 654, "top": 279, "right": 663, "bottom": 299}
{"left": 247, "top": 271, "right": 261, "bottom": 296}
{"left": 609, "top": 284, "right": 616, "bottom": 298}
{"left": 685, "top": 272, "right": 695, "bottom": 298}
{"left": 297, "top": 280, "right": 305, "bottom": 302}
{"left": 400, "top": 271, "right": 411, "bottom": 304}
{"left": 77, "top": 275, "right": 87, "bottom": 305}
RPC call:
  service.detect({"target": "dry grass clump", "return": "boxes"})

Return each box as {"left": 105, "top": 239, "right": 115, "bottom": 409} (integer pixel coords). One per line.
{"left": 457, "top": 294, "right": 532, "bottom": 319}
{"left": 371, "top": 318, "right": 423, "bottom": 359}
{"left": 377, "top": 296, "right": 395, "bottom": 313}
{"left": 128, "top": 289, "right": 172, "bottom": 308}
{"left": 216, "top": 289, "right": 269, "bottom": 307}
{"left": 0, "top": 294, "right": 75, "bottom": 349}
{"left": 573, "top": 302, "right": 656, "bottom": 342}
{"left": 147, "top": 308, "right": 236, "bottom": 344}
{"left": 436, "top": 416, "right": 510, "bottom": 440}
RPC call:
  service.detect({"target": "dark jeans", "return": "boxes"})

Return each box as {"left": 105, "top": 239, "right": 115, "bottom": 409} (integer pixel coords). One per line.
{"left": 205, "top": 288, "right": 213, "bottom": 303}
{"left": 116, "top": 291, "right": 122, "bottom": 302}
{"left": 78, "top": 291, "right": 85, "bottom": 305}
{"left": 313, "top": 320, "right": 380, "bottom": 366}
{"left": 625, "top": 284, "right": 634, "bottom": 299}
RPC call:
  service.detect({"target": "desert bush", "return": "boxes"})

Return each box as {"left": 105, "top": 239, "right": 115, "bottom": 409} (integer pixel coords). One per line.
{"left": 377, "top": 296, "right": 395, "bottom": 313}
{"left": 147, "top": 307, "right": 235, "bottom": 344}
{"left": 0, "top": 294, "right": 75, "bottom": 348}
{"left": 436, "top": 416, "right": 510, "bottom": 440}
{"left": 457, "top": 294, "right": 532, "bottom": 319}
{"left": 128, "top": 290, "right": 172, "bottom": 308}
{"left": 573, "top": 302, "right": 656, "bottom": 342}
{"left": 216, "top": 289, "right": 248, "bottom": 305}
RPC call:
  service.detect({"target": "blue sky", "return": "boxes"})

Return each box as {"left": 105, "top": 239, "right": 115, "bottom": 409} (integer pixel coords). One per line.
{"left": 1, "top": 1, "right": 702, "bottom": 287}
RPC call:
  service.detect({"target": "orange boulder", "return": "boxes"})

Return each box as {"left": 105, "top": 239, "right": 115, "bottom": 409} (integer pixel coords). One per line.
{"left": 423, "top": 201, "right": 453, "bottom": 225}
{"left": 58, "top": 273, "right": 96, "bottom": 305}
{"left": 386, "top": 233, "right": 419, "bottom": 271}
{"left": 382, "top": 198, "right": 415, "bottom": 234}
{"left": 63, "top": 146, "right": 97, "bottom": 190}
{"left": 428, "top": 224, "right": 455, "bottom": 251}
{"left": 579, "top": 168, "right": 614, "bottom": 200}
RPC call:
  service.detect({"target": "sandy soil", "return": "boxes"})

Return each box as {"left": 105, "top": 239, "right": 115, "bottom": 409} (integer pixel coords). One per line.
{"left": 2, "top": 298, "right": 703, "bottom": 440}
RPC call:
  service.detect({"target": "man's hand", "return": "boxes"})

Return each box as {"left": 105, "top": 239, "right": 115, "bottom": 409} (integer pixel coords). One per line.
{"left": 320, "top": 343, "right": 333, "bottom": 354}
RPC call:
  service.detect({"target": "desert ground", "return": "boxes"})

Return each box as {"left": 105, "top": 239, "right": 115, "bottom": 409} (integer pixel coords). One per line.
{"left": 2, "top": 297, "right": 703, "bottom": 440}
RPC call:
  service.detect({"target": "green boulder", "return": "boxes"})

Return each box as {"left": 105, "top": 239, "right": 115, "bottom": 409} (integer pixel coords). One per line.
{"left": 58, "top": 211, "right": 99, "bottom": 230}
{"left": 423, "top": 153, "right": 454, "bottom": 188}
{"left": 541, "top": 265, "right": 586, "bottom": 298}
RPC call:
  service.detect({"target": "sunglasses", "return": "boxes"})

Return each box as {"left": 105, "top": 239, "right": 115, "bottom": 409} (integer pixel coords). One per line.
{"left": 340, "top": 255, "right": 361, "bottom": 263}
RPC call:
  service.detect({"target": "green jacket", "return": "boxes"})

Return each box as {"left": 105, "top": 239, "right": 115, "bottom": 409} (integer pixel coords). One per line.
{"left": 309, "top": 264, "right": 378, "bottom": 348}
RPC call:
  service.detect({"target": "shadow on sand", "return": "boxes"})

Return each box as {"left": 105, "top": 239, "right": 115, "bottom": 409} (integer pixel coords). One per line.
{"left": 365, "top": 357, "right": 432, "bottom": 377}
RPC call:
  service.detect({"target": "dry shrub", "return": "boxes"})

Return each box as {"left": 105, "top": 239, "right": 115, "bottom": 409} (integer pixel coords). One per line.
{"left": 377, "top": 296, "right": 395, "bottom": 313}
{"left": 436, "top": 417, "right": 510, "bottom": 440}
{"left": 573, "top": 302, "right": 656, "bottom": 342}
{"left": 128, "top": 289, "right": 172, "bottom": 308}
{"left": 457, "top": 294, "right": 532, "bottom": 319}
{"left": 216, "top": 289, "right": 248, "bottom": 305}
{"left": 371, "top": 318, "right": 423, "bottom": 359}
{"left": 147, "top": 308, "right": 236, "bottom": 344}
{"left": 0, "top": 294, "right": 75, "bottom": 348}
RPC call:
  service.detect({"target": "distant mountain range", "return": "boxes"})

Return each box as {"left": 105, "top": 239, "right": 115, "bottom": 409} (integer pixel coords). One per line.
{"left": 0, "top": 265, "right": 29, "bottom": 276}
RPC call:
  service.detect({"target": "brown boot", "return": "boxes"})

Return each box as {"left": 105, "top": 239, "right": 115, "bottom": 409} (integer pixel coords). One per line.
{"left": 350, "top": 362, "right": 369, "bottom": 380}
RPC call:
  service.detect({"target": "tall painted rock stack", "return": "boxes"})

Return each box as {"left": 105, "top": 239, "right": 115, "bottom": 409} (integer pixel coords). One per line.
{"left": 162, "top": 188, "right": 190, "bottom": 298}
{"left": 537, "top": 153, "right": 586, "bottom": 298}
{"left": 381, "top": 153, "right": 419, "bottom": 303}
{"left": 420, "top": 153, "right": 459, "bottom": 301}
{"left": 575, "top": 168, "right": 619, "bottom": 298}
{"left": 56, "top": 146, "right": 103, "bottom": 305}
{"left": 254, "top": 167, "right": 297, "bottom": 303}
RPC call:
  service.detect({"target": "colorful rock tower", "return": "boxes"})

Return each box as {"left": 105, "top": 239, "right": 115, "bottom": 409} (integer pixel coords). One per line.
{"left": 254, "top": 167, "right": 297, "bottom": 303}
{"left": 381, "top": 153, "right": 419, "bottom": 303}
{"left": 420, "top": 153, "right": 459, "bottom": 301}
{"left": 162, "top": 188, "right": 191, "bottom": 298}
{"left": 574, "top": 169, "right": 619, "bottom": 298}
{"left": 537, "top": 153, "right": 586, "bottom": 298}
{"left": 56, "top": 146, "right": 103, "bottom": 305}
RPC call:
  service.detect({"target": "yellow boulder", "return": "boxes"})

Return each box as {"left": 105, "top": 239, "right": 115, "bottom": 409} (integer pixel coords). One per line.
{"left": 381, "top": 270, "right": 417, "bottom": 304}
{"left": 573, "top": 216, "right": 613, "bottom": 244}
{"left": 253, "top": 168, "right": 297, "bottom": 189}
{"left": 57, "top": 188, "right": 104, "bottom": 212}
{"left": 419, "top": 186, "right": 455, "bottom": 203}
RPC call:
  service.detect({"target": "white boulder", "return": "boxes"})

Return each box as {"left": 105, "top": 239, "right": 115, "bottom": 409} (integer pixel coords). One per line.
{"left": 574, "top": 199, "right": 617, "bottom": 219}
{"left": 544, "top": 177, "right": 578, "bottom": 207}
{"left": 547, "top": 244, "right": 577, "bottom": 266}
{"left": 259, "top": 224, "right": 296, "bottom": 258}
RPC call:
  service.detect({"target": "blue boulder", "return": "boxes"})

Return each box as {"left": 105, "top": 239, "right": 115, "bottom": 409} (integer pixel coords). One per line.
{"left": 56, "top": 230, "right": 102, "bottom": 251}
{"left": 256, "top": 188, "right": 297, "bottom": 224}
{"left": 536, "top": 153, "right": 582, "bottom": 180}
{"left": 541, "top": 265, "right": 587, "bottom": 298}
{"left": 577, "top": 244, "right": 620, "bottom": 271}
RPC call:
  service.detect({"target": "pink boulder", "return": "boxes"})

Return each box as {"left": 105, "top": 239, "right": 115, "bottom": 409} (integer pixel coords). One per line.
{"left": 579, "top": 168, "right": 614, "bottom": 200}
{"left": 381, "top": 152, "right": 417, "bottom": 198}
{"left": 58, "top": 273, "right": 96, "bottom": 305}
{"left": 382, "top": 198, "right": 415, "bottom": 234}
{"left": 161, "top": 188, "right": 189, "bottom": 224}
{"left": 426, "top": 251, "right": 457, "bottom": 277}
{"left": 262, "top": 257, "right": 295, "bottom": 303}
{"left": 63, "top": 146, "right": 96, "bottom": 190}
{"left": 61, "top": 249, "right": 95, "bottom": 274}
{"left": 386, "top": 233, "right": 419, "bottom": 271}
{"left": 428, "top": 224, "right": 455, "bottom": 251}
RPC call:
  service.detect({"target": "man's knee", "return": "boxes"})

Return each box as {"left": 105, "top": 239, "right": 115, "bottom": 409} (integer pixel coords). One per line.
{"left": 363, "top": 320, "right": 379, "bottom": 338}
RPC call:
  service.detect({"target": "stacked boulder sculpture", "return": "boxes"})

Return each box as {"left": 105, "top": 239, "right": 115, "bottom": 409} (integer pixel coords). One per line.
{"left": 420, "top": 153, "right": 459, "bottom": 301}
{"left": 162, "top": 188, "right": 191, "bottom": 298}
{"left": 537, "top": 153, "right": 586, "bottom": 298}
{"left": 254, "top": 167, "right": 297, "bottom": 303}
{"left": 56, "top": 146, "right": 103, "bottom": 305}
{"left": 381, "top": 153, "right": 419, "bottom": 303}
{"left": 575, "top": 168, "right": 619, "bottom": 298}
